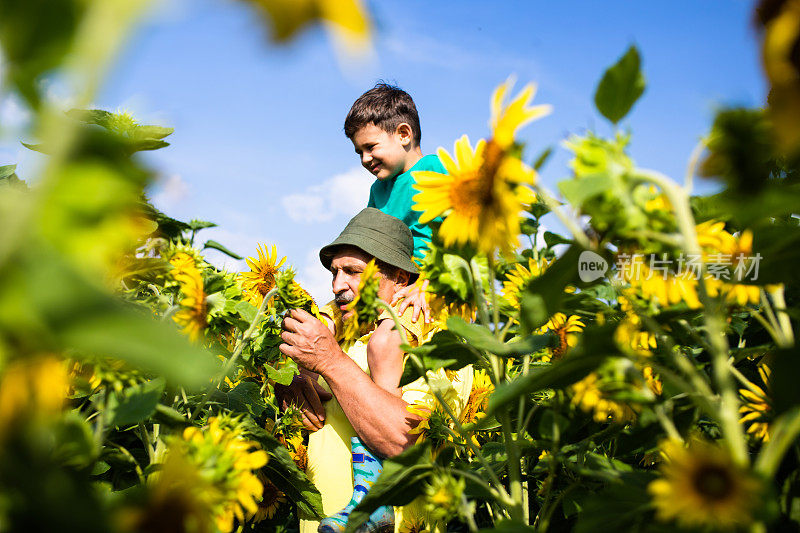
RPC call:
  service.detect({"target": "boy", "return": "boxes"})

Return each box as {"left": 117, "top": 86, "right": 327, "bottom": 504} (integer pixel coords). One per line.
{"left": 316, "top": 85, "right": 444, "bottom": 532}
{"left": 344, "top": 82, "right": 444, "bottom": 265}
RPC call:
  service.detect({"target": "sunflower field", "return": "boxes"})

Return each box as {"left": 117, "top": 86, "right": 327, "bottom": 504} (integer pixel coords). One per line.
{"left": 1, "top": 1, "right": 800, "bottom": 532}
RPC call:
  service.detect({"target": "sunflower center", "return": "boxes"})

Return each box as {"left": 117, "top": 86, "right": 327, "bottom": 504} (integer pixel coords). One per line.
{"left": 552, "top": 328, "right": 569, "bottom": 360}
{"left": 451, "top": 174, "right": 492, "bottom": 217}
{"left": 692, "top": 464, "right": 735, "bottom": 501}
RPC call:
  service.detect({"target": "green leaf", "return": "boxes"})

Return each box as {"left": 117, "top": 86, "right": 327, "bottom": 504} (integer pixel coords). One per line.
{"left": 543, "top": 231, "right": 572, "bottom": 248}
{"left": 520, "top": 245, "right": 584, "bottom": 331}
{"left": 698, "top": 107, "right": 774, "bottom": 195}
{"left": 558, "top": 174, "right": 613, "bottom": 207}
{"left": 399, "top": 330, "right": 481, "bottom": 387}
{"left": 188, "top": 219, "right": 217, "bottom": 231}
{"left": 203, "top": 239, "right": 243, "bottom": 260}
{"left": 440, "top": 253, "right": 472, "bottom": 300}
{"left": 0, "top": 0, "right": 86, "bottom": 106}
{"left": 249, "top": 429, "right": 325, "bottom": 520}
{"left": 266, "top": 364, "right": 298, "bottom": 386}
{"left": 109, "top": 378, "right": 165, "bottom": 427}
{"left": 0, "top": 164, "right": 17, "bottom": 180}
{"left": 446, "top": 317, "right": 553, "bottom": 357}
{"left": 594, "top": 45, "right": 646, "bottom": 124}
{"left": 532, "top": 146, "right": 553, "bottom": 171}
{"left": 235, "top": 300, "right": 258, "bottom": 323}
{"left": 346, "top": 443, "right": 434, "bottom": 533}
{"left": 574, "top": 474, "right": 661, "bottom": 533}
{"left": 479, "top": 519, "right": 536, "bottom": 532}
{"left": 487, "top": 325, "right": 619, "bottom": 413}
{"left": 768, "top": 346, "right": 800, "bottom": 416}
{"left": 134, "top": 125, "right": 174, "bottom": 141}
{"left": 520, "top": 218, "right": 539, "bottom": 236}
{"left": 225, "top": 382, "right": 267, "bottom": 417}
{"left": 153, "top": 404, "right": 190, "bottom": 427}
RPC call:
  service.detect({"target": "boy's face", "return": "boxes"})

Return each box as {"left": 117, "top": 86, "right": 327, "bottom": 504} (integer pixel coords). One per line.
{"left": 351, "top": 123, "right": 414, "bottom": 181}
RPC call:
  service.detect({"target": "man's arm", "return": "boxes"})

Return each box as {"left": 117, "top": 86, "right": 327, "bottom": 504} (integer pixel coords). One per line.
{"left": 280, "top": 309, "right": 420, "bottom": 457}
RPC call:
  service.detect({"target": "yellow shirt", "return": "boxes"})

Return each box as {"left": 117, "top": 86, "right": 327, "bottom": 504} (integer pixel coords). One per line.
{"left": 300, "top": 303, "right": 472, "bottom": 533}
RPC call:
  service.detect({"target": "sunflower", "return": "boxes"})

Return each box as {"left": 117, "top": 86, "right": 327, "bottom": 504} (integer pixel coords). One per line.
{"left": 621, "top": 255, "right": 702, "bottom": 309}
{"left": 642, "top": 366, "right": 663, "bottom": 396}
{"left": 340, "top": 259, "right": 381, "bottom": 347}
{"left": 252, "top": 476, "right": 287, "bottom": 522}
{"left": 173, "top": 269, "right": 208, "bottom": 342}
{"left": 538, "top": 313, "right": 584, "bottom": 362}
{"left": 398, "top": 500, "right": 431, "bottom": 533}
{"left": 285, "top": 433, "right": 308, "bottom": 472}
{"left": 489, "top": 77, "right": 552, "bottom": 150}
{"left": 178, "top": 415, "right": 269, "bottom": 532}
{"left": 423, "top": 473, "right": 465, "bottom": 524}
{"left": 502, "top": 257, "right": 548, "bottom": 308}
{"left": 407, "top": 385, "right": 461, "bottom": 447}
{"left": 412, "top": 134, "right": 537, "bottom": 254}
{"left": 428, "top": 293, "right": 475, "bottom": 327}
{"left": 570, "top": 372, "right": 636, "bottom": 424}
{"left": 169, "top": 251, "right": 200, "bottom": 277}
{"left": 739, "top": 365, "right": 772, "bottom": 442}
{"left": 249, "top": 0, "right": 370, "bottom": 50}
{"left": 126, "top": 444, "right": 216, "bottom": 533}
{"left": 615, "top": 295, "right": 657, "bottom": 355}
{"left": 0, "top": 357, "right": 69, "bottom": 436}
{"left": 460, "top": 369, "right": 494, "bottom": 426}
{"left": 648, "top": 438, "right": 762, "bottom": 530}
{"left": 240, "top": 244, "right": 286, "bottom": 307}
{"left": 696, "top": 223, "right": 761, "bottom": 306}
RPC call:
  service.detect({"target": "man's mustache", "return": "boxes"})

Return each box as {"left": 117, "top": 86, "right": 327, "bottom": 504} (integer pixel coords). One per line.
{"left": 335, "top": 292, "right": 354, "bottom": 306}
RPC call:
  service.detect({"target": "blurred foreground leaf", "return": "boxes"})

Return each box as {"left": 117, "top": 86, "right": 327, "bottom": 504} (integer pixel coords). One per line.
{"left": 594, "top": 45, "right": 645, "bottom": 124}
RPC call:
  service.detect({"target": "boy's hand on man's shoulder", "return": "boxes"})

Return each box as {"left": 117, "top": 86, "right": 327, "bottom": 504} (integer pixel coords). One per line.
{"left": 391, "top": 279, "right": 431, "bottom": 324}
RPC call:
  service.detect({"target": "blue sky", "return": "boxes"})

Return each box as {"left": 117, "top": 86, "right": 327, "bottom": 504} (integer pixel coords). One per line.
{"left": 0, "top": 0, "right": 766, "bottom": 303}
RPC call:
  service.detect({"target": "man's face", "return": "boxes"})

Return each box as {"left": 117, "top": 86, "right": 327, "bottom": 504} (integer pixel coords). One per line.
{"left": 351, "top": 123, "right": 412, "bottom": 181}
{"left": 330, "top": 247, "right": 399, "bottom": 320}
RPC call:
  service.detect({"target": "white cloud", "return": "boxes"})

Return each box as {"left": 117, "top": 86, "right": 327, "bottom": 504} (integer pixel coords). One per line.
{"left": 151, "top": 173, "right": 190, "bottom": 211}
{"left": 0, "top": 94, "right": 31, "bottom": 130}
{"left": 282, "top": 167, "right": 371, "bottom": 223}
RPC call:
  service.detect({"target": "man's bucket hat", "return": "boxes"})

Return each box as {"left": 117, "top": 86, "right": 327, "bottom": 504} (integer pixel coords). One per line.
{"left": 319, "top": 207, "right": 419, "bottom": 280}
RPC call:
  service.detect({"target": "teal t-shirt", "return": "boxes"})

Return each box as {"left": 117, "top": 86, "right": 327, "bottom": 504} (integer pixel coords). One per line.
{"left": 367, "top": 154, "right": 445, "bottom": 259}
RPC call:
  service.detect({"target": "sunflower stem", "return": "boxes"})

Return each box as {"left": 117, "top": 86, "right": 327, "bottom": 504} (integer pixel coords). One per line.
{"left": 655, "top": 404, "right": 683, "bottom": 442}
{"left": 728, "top": 364, "right": 765, "bottom": 398}
{"left": 684, "top": 137, "right": 707, "bottom": 194}
{"left": 768, "top": 285, "right": 794, "bottom": 346}
{"left": 532, "top": 184, "right": 591, "bottom": 249}
{"left": 487, "top": 255, "right": 501, "bottom": 338}
{"left": 747, "top": 308, "right": 782, "bottom": 348}
{"left": 760, "top": 288, "right": 788, "bottom": 347}
{"left": 636, "top": 168, "right": 748, "bottom": 466}
{"left": 470, "top": 257, "right": 492, "bottom": 327}
{"left": 190, "top": 288, "right": 276, "bottom": 421}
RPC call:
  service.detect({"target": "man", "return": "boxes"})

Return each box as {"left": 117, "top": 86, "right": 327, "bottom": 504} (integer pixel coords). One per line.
{"left": 278, "top": 208, "right": 471, "bottom": 533}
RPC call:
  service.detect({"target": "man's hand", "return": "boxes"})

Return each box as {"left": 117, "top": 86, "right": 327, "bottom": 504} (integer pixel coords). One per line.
{"left": 391, "top": 279, "right": 431, "bottom": 324}
{"left": 280, "top": 309, "right": 344, "bottom": 375}
{"left": 274, "top": 372, "right": 332, "bottom": 431}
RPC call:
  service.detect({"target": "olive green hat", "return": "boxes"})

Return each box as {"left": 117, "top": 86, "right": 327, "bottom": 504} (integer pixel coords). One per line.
{"left": 319, "top": 207, "right": 419, "bottom": 279}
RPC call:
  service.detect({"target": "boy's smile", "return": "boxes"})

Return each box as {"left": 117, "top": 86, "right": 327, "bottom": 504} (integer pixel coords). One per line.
{"left": 351, "top": 123, "right": 419, "bottom": 181}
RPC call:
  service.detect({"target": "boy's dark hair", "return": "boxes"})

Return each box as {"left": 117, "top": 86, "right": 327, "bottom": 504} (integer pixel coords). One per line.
{"left": 344, "top": 83, "right": 421, "bottom": 146}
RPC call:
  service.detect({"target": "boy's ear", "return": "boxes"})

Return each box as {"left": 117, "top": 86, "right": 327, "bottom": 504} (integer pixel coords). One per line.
{"left": 395, "top": 123, "right": 413, "bottom": 147}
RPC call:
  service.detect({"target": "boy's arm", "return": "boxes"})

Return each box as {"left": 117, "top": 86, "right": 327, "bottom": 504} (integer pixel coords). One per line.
{"left": 366, "top": 319, "right": 405, "bottom": 397}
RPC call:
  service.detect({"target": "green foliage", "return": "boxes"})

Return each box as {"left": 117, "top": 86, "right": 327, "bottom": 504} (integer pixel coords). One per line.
{"left": 594, "top": 45, "right": 646, "bottom": 124}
